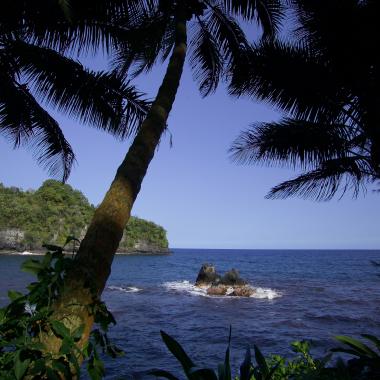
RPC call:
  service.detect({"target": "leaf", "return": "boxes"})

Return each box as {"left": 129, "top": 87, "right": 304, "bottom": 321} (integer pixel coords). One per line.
{"left": 361, "top": 334, "right": 380, "bottom": 351}
{"left": 334, "top": 335, "right": 379, "bottom": 359}
{"left": 240, "top": 346, "right": 252, "bottom": 380}
{"left": 21, "top": 259, "right": 44, "bottom": 275}
{"left": 51, "top": 320, "right": 71, "bottom": 339}
{"left": 72, "top": 324, "right": 85, "bottom": 341}
{"left": 0, "top": 308, "right": 6, "bottom": 323}
{"left": 14, "top": 352, "right": 31, "bottom": 380}
{"left": 219, "top": 326, "right": 232, "bottom": 380}
{"left": 59, "top": 338, "right": 74, "bottom": 355}
{"left": 7, "top": 290, "right": 24, "bottom": 301}
{"left": 148, "top": 369, "right": 180, "bottom": 380}
{"left": 254, "top": 344, "right": 270, "bottom": 378}
{"left": 160, "top": 330, "right": 195, "bottom": 375}
{"left": 63, "top": 236, "right": 81, "bottom": 247}
{"left": 188, "top": 367, "right": 218, "bottom": 380}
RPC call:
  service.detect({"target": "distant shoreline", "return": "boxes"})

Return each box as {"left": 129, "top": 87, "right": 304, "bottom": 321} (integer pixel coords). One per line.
{"left": 0, "top": 249, "right": 171, "bottom": 256}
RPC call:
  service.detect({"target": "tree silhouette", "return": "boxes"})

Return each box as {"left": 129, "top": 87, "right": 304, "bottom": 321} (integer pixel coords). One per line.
{"left": 229, "top": 0, "right": 380, "bottom": 200}
{"left": 0, "top": 0, "right": 149, "bottom": 181}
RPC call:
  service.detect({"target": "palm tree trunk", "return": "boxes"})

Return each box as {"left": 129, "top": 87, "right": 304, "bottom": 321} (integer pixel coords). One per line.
{"left": 42, "top": 13, "right": 187, "bottom": 359}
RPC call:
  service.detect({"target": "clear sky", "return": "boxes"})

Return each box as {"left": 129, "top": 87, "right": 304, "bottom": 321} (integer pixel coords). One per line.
{"left": 1, "top": 53, "right": 379, "bottom": 250}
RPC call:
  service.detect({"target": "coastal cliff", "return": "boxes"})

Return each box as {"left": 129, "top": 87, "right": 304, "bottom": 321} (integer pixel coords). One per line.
{"left": 0, "top": 181, "right": 169, "bottom": 254}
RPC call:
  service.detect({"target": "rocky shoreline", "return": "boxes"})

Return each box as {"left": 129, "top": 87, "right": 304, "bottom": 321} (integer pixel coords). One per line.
{"left": 0, "top": 248, "right": 171, "bottom": 256}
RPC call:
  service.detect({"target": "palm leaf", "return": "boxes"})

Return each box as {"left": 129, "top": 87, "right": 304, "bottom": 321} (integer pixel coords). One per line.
{"left": 9, "top": 40, "right": 149, "bottom": 138}
{"left": 229, "top": 40, "right": 347, "bottom": 122}
{"left": 267, "top": 157, "right": 370, "bottom": 201}
{"left": 0, "top": 79, "right": 74, "bottom": 181}
{"left": 223, "top": 0, "right": 284, "bottom": 36}
{"left": 160, "top": 330, "right": 195, "bottom": 377}
{"left": 205, "top": 3, "right": 250, "bottom": 69}
{"left": 334, "top": 335, "right": 379, "bottom": 359}
{"left": 112, "top": 9, "right": 174, "bottom": 78}
{"left": 230, "top": 119, "right": 352, "bottom": 170}
{"left": 190, "top": 19, "right": 223, "bottom": 96}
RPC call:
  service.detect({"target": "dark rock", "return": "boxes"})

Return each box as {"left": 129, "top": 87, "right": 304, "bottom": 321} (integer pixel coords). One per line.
{"left": 220, "top": 268, "right": 247, "bottom": 286}
{"left": 195, "top": 263, "right": 221, "bottom": 286}
{"left": 207, "top": 285, "right": 228, "bottom": 296}
{"left": 229, "top": 286, "right": 255, "bottom": 297}
{"left": 194, "top": 264, "right": 253, "bottom": 297}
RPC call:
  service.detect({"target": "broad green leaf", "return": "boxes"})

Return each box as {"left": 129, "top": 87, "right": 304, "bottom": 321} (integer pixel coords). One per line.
{"left": 14, "top": 352, "right": 30, "bottom": 380}
{"left": 41, "top": 252, "right": 52, "bottom": 268}
{"left": 59, "top": 337, "right": 73, "bottom": 355}
{"left": 189, "top": 367, "right": 218, "bottom": 380}
{"left": 254, "top": 345, "right": 270, "bottom": 378}
{"left": 51, "top": 320, "right": 71, "bottom": 339}
{"left": 72, "top": 324, "right": 85, "bottom": 341}
{"left": 21, "top": 259, "right": 44, "bottom": 275}
{"left": 240, "top": 346, "right": 252, "bottom": 380}
{"left": 334, "top": 335, "right": 378, "bottom": 359}
{"left": 7, "top": 290, "right": 24, "bottom": 301}
{"left": 160, "top": 330, "right": 195, "bottom": 375}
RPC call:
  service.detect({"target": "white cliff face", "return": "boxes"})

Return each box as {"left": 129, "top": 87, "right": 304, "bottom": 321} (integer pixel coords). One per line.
{"left": 0, "top": 228, "right": 25, "bottom": 250}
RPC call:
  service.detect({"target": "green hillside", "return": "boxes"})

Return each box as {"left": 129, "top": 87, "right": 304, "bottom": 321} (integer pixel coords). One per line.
{"left": 0, "top": 180, "right": 169, "bottom": 252}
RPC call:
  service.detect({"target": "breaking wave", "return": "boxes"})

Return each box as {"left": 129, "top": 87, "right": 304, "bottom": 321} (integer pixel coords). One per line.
{"left": 162, "top": 280, "right": 281, "bottom": 300}
{"left": 107, "top": 285, "right": 142, "bottom": 293}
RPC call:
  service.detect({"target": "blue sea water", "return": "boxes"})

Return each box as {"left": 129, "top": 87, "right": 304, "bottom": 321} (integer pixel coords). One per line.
{"left": 1, "top": 249, "right": 380, "bottom": 379}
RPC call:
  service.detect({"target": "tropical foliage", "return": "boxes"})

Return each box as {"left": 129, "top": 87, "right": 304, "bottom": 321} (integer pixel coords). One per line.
{"left": 0, "top": 0, "right": 149, "bottom": 181}
{"left": 229, "top": 0, "right": 380, "bottom": 200}
{"left": 0, "top": 245, "right": 120, "bottom": 380}
{"left": 0, "top": 180, "right": 168, "bottom": 251}
{"left": 150, "top": 329, "right": 380, "bottom": 380}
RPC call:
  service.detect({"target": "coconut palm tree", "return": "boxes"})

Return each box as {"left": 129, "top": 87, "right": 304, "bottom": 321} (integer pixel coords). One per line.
{"left": 39, "top": 0, "right": 284, "bottom": 364}
{"left": 71, "top": 0, "right": 284, "bottom": 292}
{"left": 0, "top": 0, "right": 149, "bottom": 181}
{"left": 229, "top": 0, "right": 380, "bottom": 200}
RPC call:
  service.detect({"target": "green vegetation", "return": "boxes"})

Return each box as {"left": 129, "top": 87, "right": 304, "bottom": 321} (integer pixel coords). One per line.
{"left": 152, "top": 329, "right": 380, "bottom": 380}
{"left": 0, "top": 180, "right": 168, "bottom": 252}
{"left": 0, "top": 245, "right": 120, "bottom": 380}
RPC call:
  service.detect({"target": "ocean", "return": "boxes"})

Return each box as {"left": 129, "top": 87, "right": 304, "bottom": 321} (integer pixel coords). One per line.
{"left": 1, "top": 249, "right": 380, "bottom": 379}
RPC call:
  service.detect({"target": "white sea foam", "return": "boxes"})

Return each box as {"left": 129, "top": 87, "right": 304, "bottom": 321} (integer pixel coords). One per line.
{"left": 162, "top": 281, "right": 281, "bottom": 300}
{"left": 107, "top": 285, "right": 141, "bottom": 293}
{"left": 20, "top": 251, "right": 35, "bottom": 255}
{"left": 163, "top": 280, "right": 206, "bottom": 296}
{"left": 253, "top": 287, "right": 281, "bottom": 300}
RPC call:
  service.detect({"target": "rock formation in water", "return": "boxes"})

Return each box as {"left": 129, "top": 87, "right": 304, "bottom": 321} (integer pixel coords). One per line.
{"left": 195, "top": 263, "right": 255, "bottom": 297}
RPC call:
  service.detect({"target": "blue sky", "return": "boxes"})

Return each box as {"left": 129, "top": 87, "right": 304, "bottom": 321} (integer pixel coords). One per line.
{"left": 1, "top": 53, "right": 380, "bottom": 249}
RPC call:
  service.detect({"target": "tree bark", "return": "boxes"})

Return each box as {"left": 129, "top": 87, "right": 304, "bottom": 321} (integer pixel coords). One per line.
{"left": 42, "top": 12, "right": 187, "bottom": 362}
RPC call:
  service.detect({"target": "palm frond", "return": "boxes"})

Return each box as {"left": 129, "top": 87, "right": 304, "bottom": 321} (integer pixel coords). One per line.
{"left": 9, "top": 40, "right": 149, "bottom": 138}
{"left": 0, "top": 78, "right": 74, "bottom": 181}
{"left": 190, "top": 19, "right": 223, "bottom": 96}
{"left": 230, "top": 119, "right": 354, "bottom": 170}
{"left": 205, "top": 3, "right": 250, "bottom": 70}
{"left": 223, "top": 0, "right": 284, "bottom": 37}
{"left": 229, "top": 39, "right": 348, "bottom": 122}
{"left": 267, "top": 157, "right": 370, "bottom": 201}
{"left": 112, "top": 9, "right": 174, "bottom": 78}
{"left": 2, "top": 0, "right": 139, "bottom": 54}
